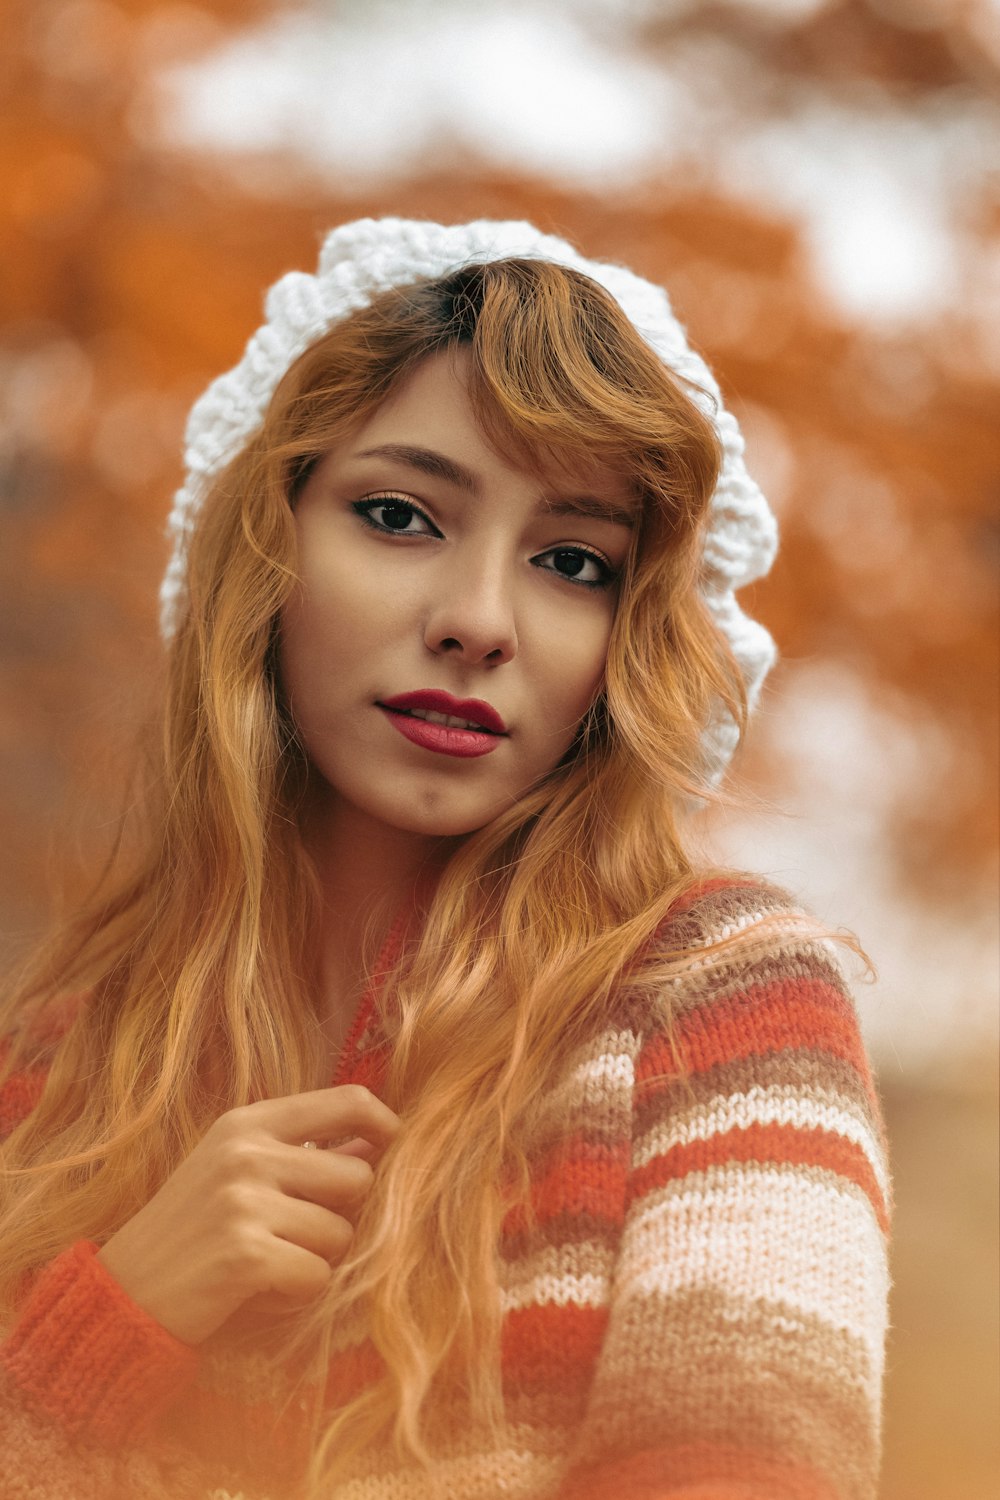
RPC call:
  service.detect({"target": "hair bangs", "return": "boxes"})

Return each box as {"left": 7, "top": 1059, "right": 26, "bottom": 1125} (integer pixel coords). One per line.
{"left": 434, "top": 259, "right": 720, "bottom": 542}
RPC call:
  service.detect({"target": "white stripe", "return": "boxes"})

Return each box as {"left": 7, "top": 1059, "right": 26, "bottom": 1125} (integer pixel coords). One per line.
{"left": 567, "top": 1044, "right": 637, "bottom": 1093}
{"left": 662, "top": 905, "right": 827, "bottom": 952}
{"left": 501, "top": 1240, "right": 615, "bottom": 1314}
{"left": 537, "top": 1038, "right": 637, "bottom": 1126}
{"left": 335, "top": 1442, "right": 563, "bottom": 1498}
{"left": 657, "top": 921, "right": 837, "bottom": 984}
{"left": 677, "top": 903, "right": 775, "bottom": 945}
{"left": 501, "top": 1268, "right": 611, "bottom": 1316}
{"left": 620, "top": 1166, "right": 890, "bottom": 1392}
{"left": 633, "top": 1085, "right": 891, "bottom": 1204}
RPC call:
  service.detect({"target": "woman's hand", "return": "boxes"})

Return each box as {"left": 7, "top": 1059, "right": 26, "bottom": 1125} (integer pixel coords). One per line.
{"left": 96, "top": 1086, "right": 400, "bottom": 1345}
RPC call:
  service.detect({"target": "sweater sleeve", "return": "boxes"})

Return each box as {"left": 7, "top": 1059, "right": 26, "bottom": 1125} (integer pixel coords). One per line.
{"left": 558, "top": 885, "right": 893, "bottom": 1500}
{"left": 0, "top": 1041, "right": 203, "bottom": 1494}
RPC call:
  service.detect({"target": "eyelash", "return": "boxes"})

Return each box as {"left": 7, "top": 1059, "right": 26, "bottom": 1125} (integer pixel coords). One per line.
{"left": 351, "top": 493, "right": 618, "bottom": 590}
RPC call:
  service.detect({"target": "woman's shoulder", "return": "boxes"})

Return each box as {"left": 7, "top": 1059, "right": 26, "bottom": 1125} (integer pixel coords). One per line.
{"left": 645, "top": 872, "right": 859, "bottom": 999}
{"left": 608, "top": 873, "right": 892, "bottom": 1225}
{"left": 617, "top": 872, "right": 878, "bottom": 1091}
{"left": 653, "top": 871, "right": 837, "bottom": 952}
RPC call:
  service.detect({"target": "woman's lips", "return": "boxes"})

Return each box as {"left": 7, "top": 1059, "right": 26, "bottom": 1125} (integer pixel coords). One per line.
{"left": 377, "top": 690, "right": 507, "bottom": 759}
{"left": 379, "top": 707, "right": 502, "bottom": 758}
{"left": 379, "top": 690, "right": 507, "bottom": 735}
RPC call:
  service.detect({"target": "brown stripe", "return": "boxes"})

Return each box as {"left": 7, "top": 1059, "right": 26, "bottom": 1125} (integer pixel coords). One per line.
{"left": 578, "top": 1282, "right": 881, "bottom": 1500}
{"left": 637, "top": 939, "right": 849, "bottom": 1026}
{"left": 654, "top": 880, "right": 794, "bottom": 955}
{"left": 503, "top": 1382, "right": 585, "bottom": 1434}
{"left": 531, "top": 1047, "right": 638, "bottom": 1152}
{"left": 501, "top": 1207, "right": 622, "bottom": 1264}
{"left": 633, "top": 1044, "right": 887, "bottom": 1143}
{"left": 601, "top": 883, "right": 845, "bottom": 1030}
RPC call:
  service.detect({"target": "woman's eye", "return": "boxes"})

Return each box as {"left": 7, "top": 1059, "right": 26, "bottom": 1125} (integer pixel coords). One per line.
{"left": 352, "top": 495, "right": 439, "bottom": 535}
{"left": 534, "top": 547, "right": 616, "bottom": 590}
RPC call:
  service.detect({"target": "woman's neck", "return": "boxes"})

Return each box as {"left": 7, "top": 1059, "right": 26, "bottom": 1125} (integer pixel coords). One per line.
{"left": 299, "top": 790, "right": 457, "bottom": 1045}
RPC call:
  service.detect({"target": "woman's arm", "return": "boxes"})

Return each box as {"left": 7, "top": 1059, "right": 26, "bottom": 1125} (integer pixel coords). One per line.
{"left": 1, "top": 1031, "right": 400, "bottom": 1492}
{"left": 0, "top": 1037, "right": 204, "bottom": 1495}
{"left": 559, "top": 887, "right": 892, "bottom": 1500}
{"left": 2, "top": 1241, "right": 201, "bottom": 1440}
{"left": 0, "top": 1243, "right": 206, "bottom": 1500}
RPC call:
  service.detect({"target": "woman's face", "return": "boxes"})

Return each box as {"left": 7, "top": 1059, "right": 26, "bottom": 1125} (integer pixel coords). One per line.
{"left": 278, "top": 348, "right": 635, "bottom": 843}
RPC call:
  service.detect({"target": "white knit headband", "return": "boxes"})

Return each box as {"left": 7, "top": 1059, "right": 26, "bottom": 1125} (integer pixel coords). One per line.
{"left": 162, "top": 216, "right": 778, "bottom": 781}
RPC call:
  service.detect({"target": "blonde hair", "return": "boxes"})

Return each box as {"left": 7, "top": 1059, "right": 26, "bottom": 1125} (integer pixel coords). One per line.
{"left": 0, "top": 259, "right": 746, "bottom": 1486}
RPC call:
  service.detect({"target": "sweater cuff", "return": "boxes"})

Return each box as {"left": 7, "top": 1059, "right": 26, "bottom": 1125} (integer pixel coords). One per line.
{"left": 1, "top": 1240, "right": 200, "bottom": 1447}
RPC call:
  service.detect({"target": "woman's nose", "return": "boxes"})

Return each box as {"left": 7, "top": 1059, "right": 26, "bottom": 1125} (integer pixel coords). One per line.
{"left": 423, "top": 564, "right": 518, "bottom": 666}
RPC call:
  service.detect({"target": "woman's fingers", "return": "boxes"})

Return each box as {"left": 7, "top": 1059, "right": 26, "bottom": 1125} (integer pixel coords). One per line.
{"left": 261, "top": 1237, "right": 337, "bottom": 1304}
{"left": 280, "top": 1144, "right": 374, "bottom": 1216}
{"left": 95, "top": 1084, "right": 399, "bottom": 1345}
{"left": 271, "top": 1196, "right": 356, "bottom": 1265}
{"left": 330, "top": 1137, "right": 378, "bottom": 1161}
{"left": 232, "top": 1085, "right": 401, "bottom": 1153}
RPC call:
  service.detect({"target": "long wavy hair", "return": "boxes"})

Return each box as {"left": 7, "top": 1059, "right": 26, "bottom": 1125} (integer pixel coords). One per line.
{"left": 0, "top": 258, "right": 748, "bottom": 1487}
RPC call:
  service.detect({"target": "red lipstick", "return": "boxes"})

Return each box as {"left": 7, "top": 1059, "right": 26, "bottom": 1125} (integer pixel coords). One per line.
{"left": 377, "top": 690, "right": 507, "bottom": 760}
{"left": 379, "top": 691, "right": 507, "bottom": 735}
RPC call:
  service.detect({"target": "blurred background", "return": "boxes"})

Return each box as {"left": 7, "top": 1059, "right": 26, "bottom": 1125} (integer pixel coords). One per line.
{"left": 0, "top": 0, "right": 997, "bottom": 1490}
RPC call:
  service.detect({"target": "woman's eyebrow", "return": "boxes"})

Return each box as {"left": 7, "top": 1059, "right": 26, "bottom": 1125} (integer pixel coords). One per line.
{"left": 355, "top": 442, "right": 635, "bottom": 529}
{"left": 543, "top": 495, "right": 635, "bottom": 529}
{"left": 356, "top": 443, "right": 480, "bottom": 495}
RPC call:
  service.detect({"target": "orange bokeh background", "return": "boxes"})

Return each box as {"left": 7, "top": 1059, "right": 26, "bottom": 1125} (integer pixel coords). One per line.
{"left": 1, "top": 0, "right": 997, "bottom": 1491}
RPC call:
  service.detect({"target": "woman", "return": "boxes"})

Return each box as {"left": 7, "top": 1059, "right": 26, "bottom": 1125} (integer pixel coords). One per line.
{"left": 0, "top": 218, "right": 891, "bottom": 1499}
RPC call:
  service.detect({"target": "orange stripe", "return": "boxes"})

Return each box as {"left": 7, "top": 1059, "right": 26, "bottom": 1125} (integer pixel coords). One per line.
{"left": 177, "top": 1341, "right": 383, "bottom": 1471}
{"left": 630, "top": 1120, "right": 889, "bottom": 1231}
{"left": 175, "top": 1385, "right": 308, "bottom": 1476}
{"left": 501, "top": 1303, "right": 607, "bottom": 1383}
{"left": 558, "top": 1441, "right": 841, "bottom": 1499}
{"left": 502, "top": 1135, "right": 628, "bottom": 1236}
{"left": 323, "top": 1337, "right": 384, "bottom": 1406}
{"left": 641, "top": 977, "right": 872, "bottom": 1082}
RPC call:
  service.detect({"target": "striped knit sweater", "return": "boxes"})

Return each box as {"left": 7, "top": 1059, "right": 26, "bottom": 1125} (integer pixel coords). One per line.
{"left": 0, "top": 880, "right": 892, "bottom": 1499}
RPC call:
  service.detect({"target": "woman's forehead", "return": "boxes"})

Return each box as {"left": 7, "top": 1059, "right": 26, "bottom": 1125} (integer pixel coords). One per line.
{"left": 345, "top": 346, "right": 641, "bottom": 517}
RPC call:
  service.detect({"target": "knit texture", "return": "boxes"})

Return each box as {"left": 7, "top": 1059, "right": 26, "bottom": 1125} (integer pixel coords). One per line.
{"left": 160, "top": 218, "right": 779, "bottom": 783}
{"left": 0, "top": 881, "right": 891, "bottom": 1499}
